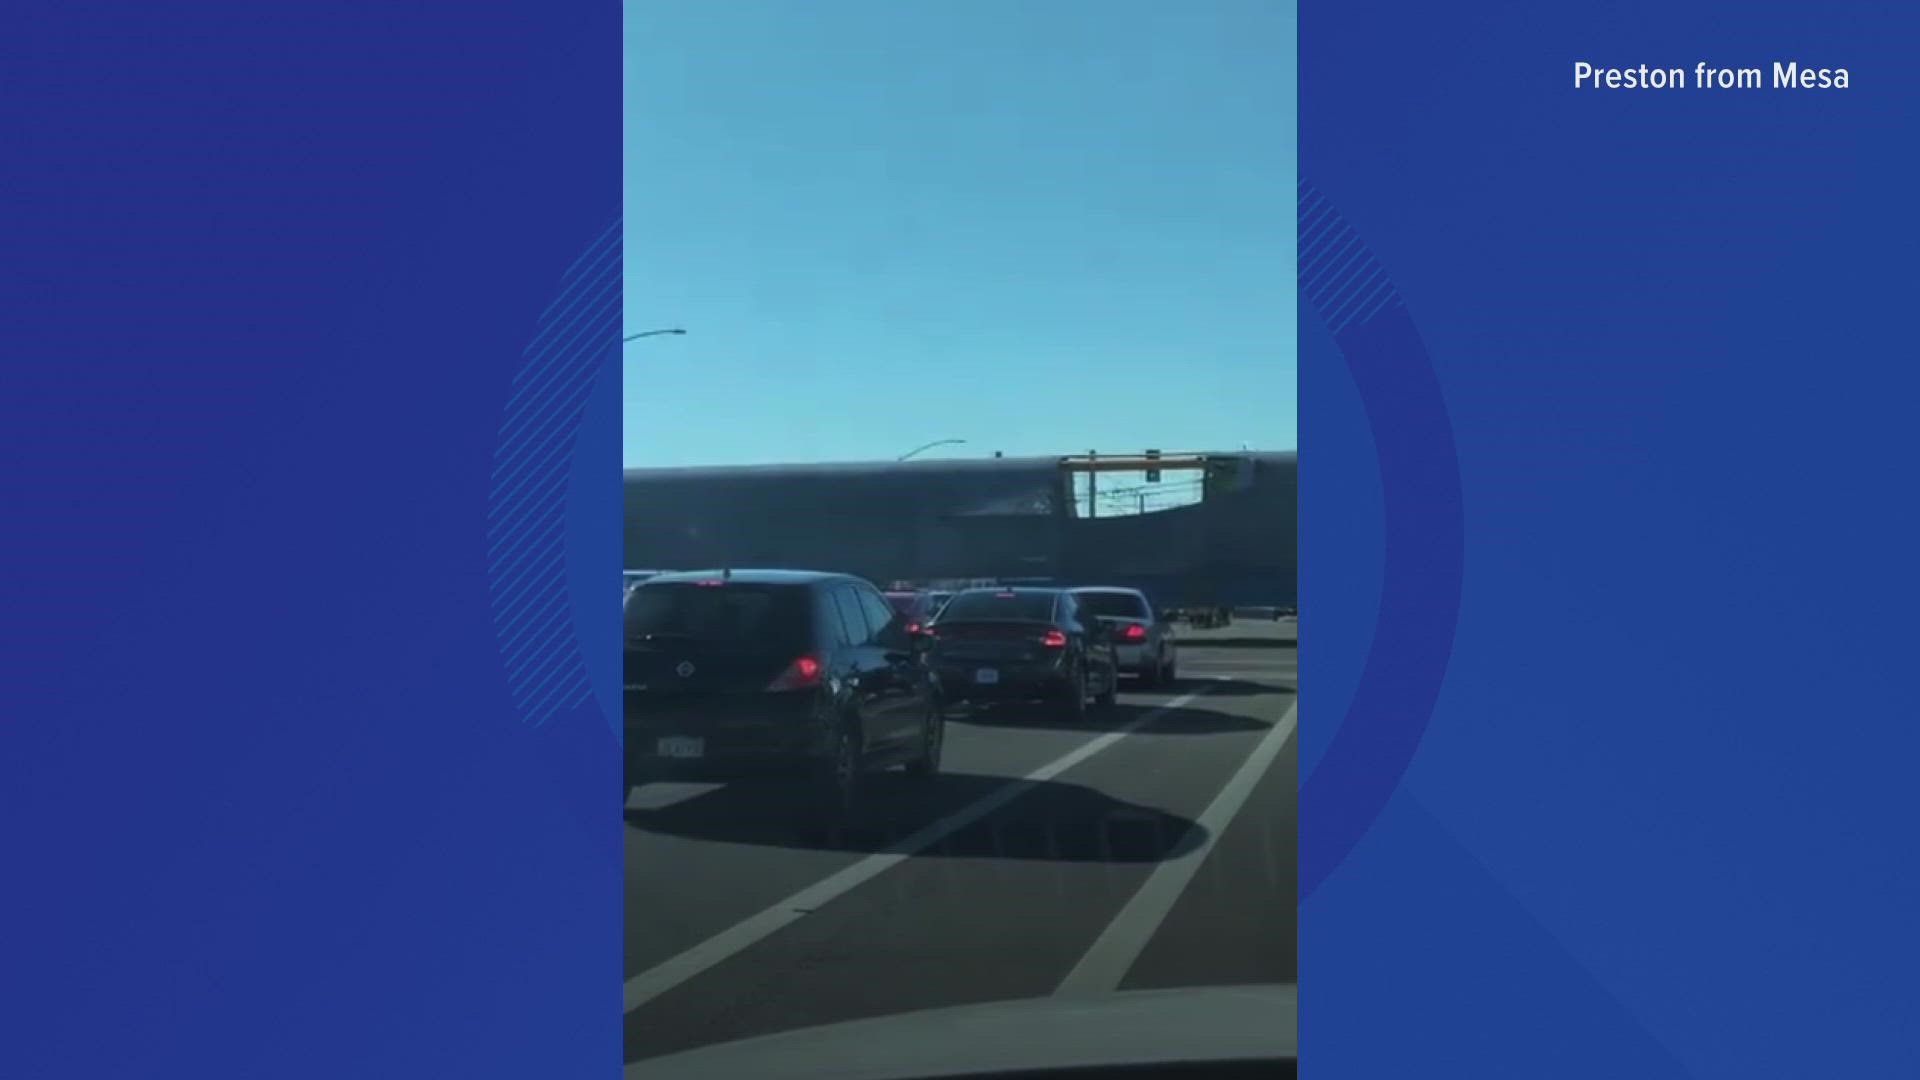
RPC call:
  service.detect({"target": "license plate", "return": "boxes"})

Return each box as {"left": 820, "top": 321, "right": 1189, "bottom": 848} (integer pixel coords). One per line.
{"left": 975, "top": 668, "right": 999, "bottom": 685}
{"left": 656, "top": 736, "right": 704, "bottom": 759}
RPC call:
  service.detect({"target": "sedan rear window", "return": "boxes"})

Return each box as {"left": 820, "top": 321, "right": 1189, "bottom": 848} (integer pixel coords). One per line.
{"left": 938, "top": 591, "right": 1057, "bottom": 622}
{"left": 1074, "top": 591, "right": 1149, "bottom": 619}
{"left": 623, "top": 583, "right": 812, "bottom": 648}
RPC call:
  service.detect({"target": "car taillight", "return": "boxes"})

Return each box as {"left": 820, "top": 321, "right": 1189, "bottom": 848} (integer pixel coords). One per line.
{"left": 766, "top": 655, "right": 822, "bottom": 691}
{"left": 1122, "top": 624, "right": 1147, "bottom": 641}
{"left": 906, "top": 622, "right": 921, "bottom": 635}
{"left": 1041, "top": 629, "right": 1067, "bottom": 648}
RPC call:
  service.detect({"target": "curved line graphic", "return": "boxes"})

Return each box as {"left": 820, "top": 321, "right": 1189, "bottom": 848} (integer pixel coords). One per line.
{"left": 1297, "top": 180, "right": 1464, "bottom": 899}
{"left": 487, "top": 214, "right": 621, "bottom": 726}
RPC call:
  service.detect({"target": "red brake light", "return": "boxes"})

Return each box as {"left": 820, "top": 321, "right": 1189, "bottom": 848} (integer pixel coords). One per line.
{"left": 1041, "top": 629, "right": 1067, "bottom": 648}
{"left": 695, "top": 580, "right": 724, "bottom": 588}
{"left": 1123, "top": 624, "right": 1147, "bottom": 641}
{"left": 906, "top": 622, "right": 921, "bottom": 634}
{"left": 767, "top": 655, "right": 823, "bottom": 691}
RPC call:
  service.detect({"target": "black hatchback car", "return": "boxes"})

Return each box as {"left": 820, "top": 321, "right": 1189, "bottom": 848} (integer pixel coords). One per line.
{"left": 926, "top": 587, "right": 1119, "bottom": 719}
{"left": 623, "top": 570, "right": 944, "bottom": 815}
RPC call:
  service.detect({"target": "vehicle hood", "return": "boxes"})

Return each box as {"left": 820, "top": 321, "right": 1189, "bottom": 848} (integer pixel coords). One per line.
{"left": 625, "top": 983, "right": 1296, "bottom": 1080}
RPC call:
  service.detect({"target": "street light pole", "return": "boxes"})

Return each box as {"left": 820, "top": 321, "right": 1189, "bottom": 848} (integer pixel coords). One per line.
{"left": 899, "top": 438, "right": 966, "bottom": 461}
{"left": 624, "top": 328, "right": 686, "bottom": 342}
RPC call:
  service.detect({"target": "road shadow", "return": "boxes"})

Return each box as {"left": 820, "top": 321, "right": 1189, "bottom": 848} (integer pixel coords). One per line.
{"left": 955, "top": 698, "right": 1270, "bottom": 734}
{"left": 624, "top": 770, "right": 1207, "bottom": 863}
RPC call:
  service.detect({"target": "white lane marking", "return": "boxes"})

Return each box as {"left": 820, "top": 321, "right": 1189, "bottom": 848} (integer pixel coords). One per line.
{"left": 1055, "top": 699, "right": 1298, "bottom": 996}
{"left": 625, "top": 782, "right": 725, "bottom": 812}
{"left": 623, "top": 689, "right": 1210, "bottom": 1014}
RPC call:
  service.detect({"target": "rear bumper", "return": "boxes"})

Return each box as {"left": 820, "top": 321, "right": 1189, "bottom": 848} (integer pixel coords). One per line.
{"left": 624, "top": 691, "right": 833, "bottom": 784}
{"left": 933, "top": 658, "right": 1072, "bottom": 702}
{"left": 1112, "top": 643, "right": 1154, "bottom": 671}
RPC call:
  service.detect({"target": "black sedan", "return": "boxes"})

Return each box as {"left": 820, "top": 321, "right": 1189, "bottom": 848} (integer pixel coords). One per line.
{"left": 925, "top": 587, "right": 1119, "bottom": 719}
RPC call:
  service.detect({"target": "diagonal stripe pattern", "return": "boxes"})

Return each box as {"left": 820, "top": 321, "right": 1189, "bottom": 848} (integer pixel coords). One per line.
{"left": 486, "top": 214, "right": 621, "bottom": 726}
{"left": 1297, "top": 180, "right": 1404, "bottom": 337}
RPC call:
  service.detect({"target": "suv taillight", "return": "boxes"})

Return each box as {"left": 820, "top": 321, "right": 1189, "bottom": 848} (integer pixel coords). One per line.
{"left": 766, "top": 655, "right": 822, "bottom": 691}
{"left": 1041, "top": 629, "right": 1067, "bottom": 648}
{"left": 1121, "top": 624, "right": 1147, "bottom": 641}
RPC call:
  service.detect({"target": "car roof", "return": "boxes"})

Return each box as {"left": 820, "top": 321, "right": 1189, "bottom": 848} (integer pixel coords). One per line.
{"left": 1070, "top": 586, "right": 1148, "bottom": 597}
{"left": 643, "top": 569, "right": 855, "bottom": 587}
{"left": 953, "top": 586, "right": 1067, "bottom": 596}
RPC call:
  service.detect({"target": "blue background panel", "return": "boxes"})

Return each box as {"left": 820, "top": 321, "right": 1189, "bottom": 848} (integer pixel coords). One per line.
{"left": 1303, "top": 1, "right": 1920, "bottom": 1076}
{"left": 1, "top": 5, "right": 617, "bottom": 1077}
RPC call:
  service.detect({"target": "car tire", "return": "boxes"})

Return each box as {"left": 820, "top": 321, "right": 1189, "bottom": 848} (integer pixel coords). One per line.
{"left": 1162, "top": 654, "right": 1177, "bottom": 686}
{"left": 810, "top": 722, "right": 864, "bottom": 821}
{"left": 904, "top": 701, "right": 943, "bottom": 778}
{"left": 1058, "top": 666, "right": 1089, "bottom": 721}
{"left": 1138, "top": 657, "right": 1161, "bottom": 689}
{"left": 1095, "top": 665, "right": 1118, "bottom": 709}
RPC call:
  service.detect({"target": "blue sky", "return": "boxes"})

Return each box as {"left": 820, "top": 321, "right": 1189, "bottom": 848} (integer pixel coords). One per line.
{"left": 624, "top": 1, "right": 1296, "bottom": 468}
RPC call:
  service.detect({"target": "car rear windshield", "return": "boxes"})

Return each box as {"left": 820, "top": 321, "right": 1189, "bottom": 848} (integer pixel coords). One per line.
{"left": 1075, "top": 591, "right": 1149, "bottom": 619}
{"left": 884, "top": 593, "right": 922, "bottom": 614}
{"left": 938, "top": 591, "right": 1057, "bottom": 622}
{"left": 623, "top": 583, "right": 812, "bottom": 648}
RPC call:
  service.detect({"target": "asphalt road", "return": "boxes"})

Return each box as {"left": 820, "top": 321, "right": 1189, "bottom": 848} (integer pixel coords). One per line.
{"left": 623, "top": 620, "right": 1298, "bottom": 1065}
